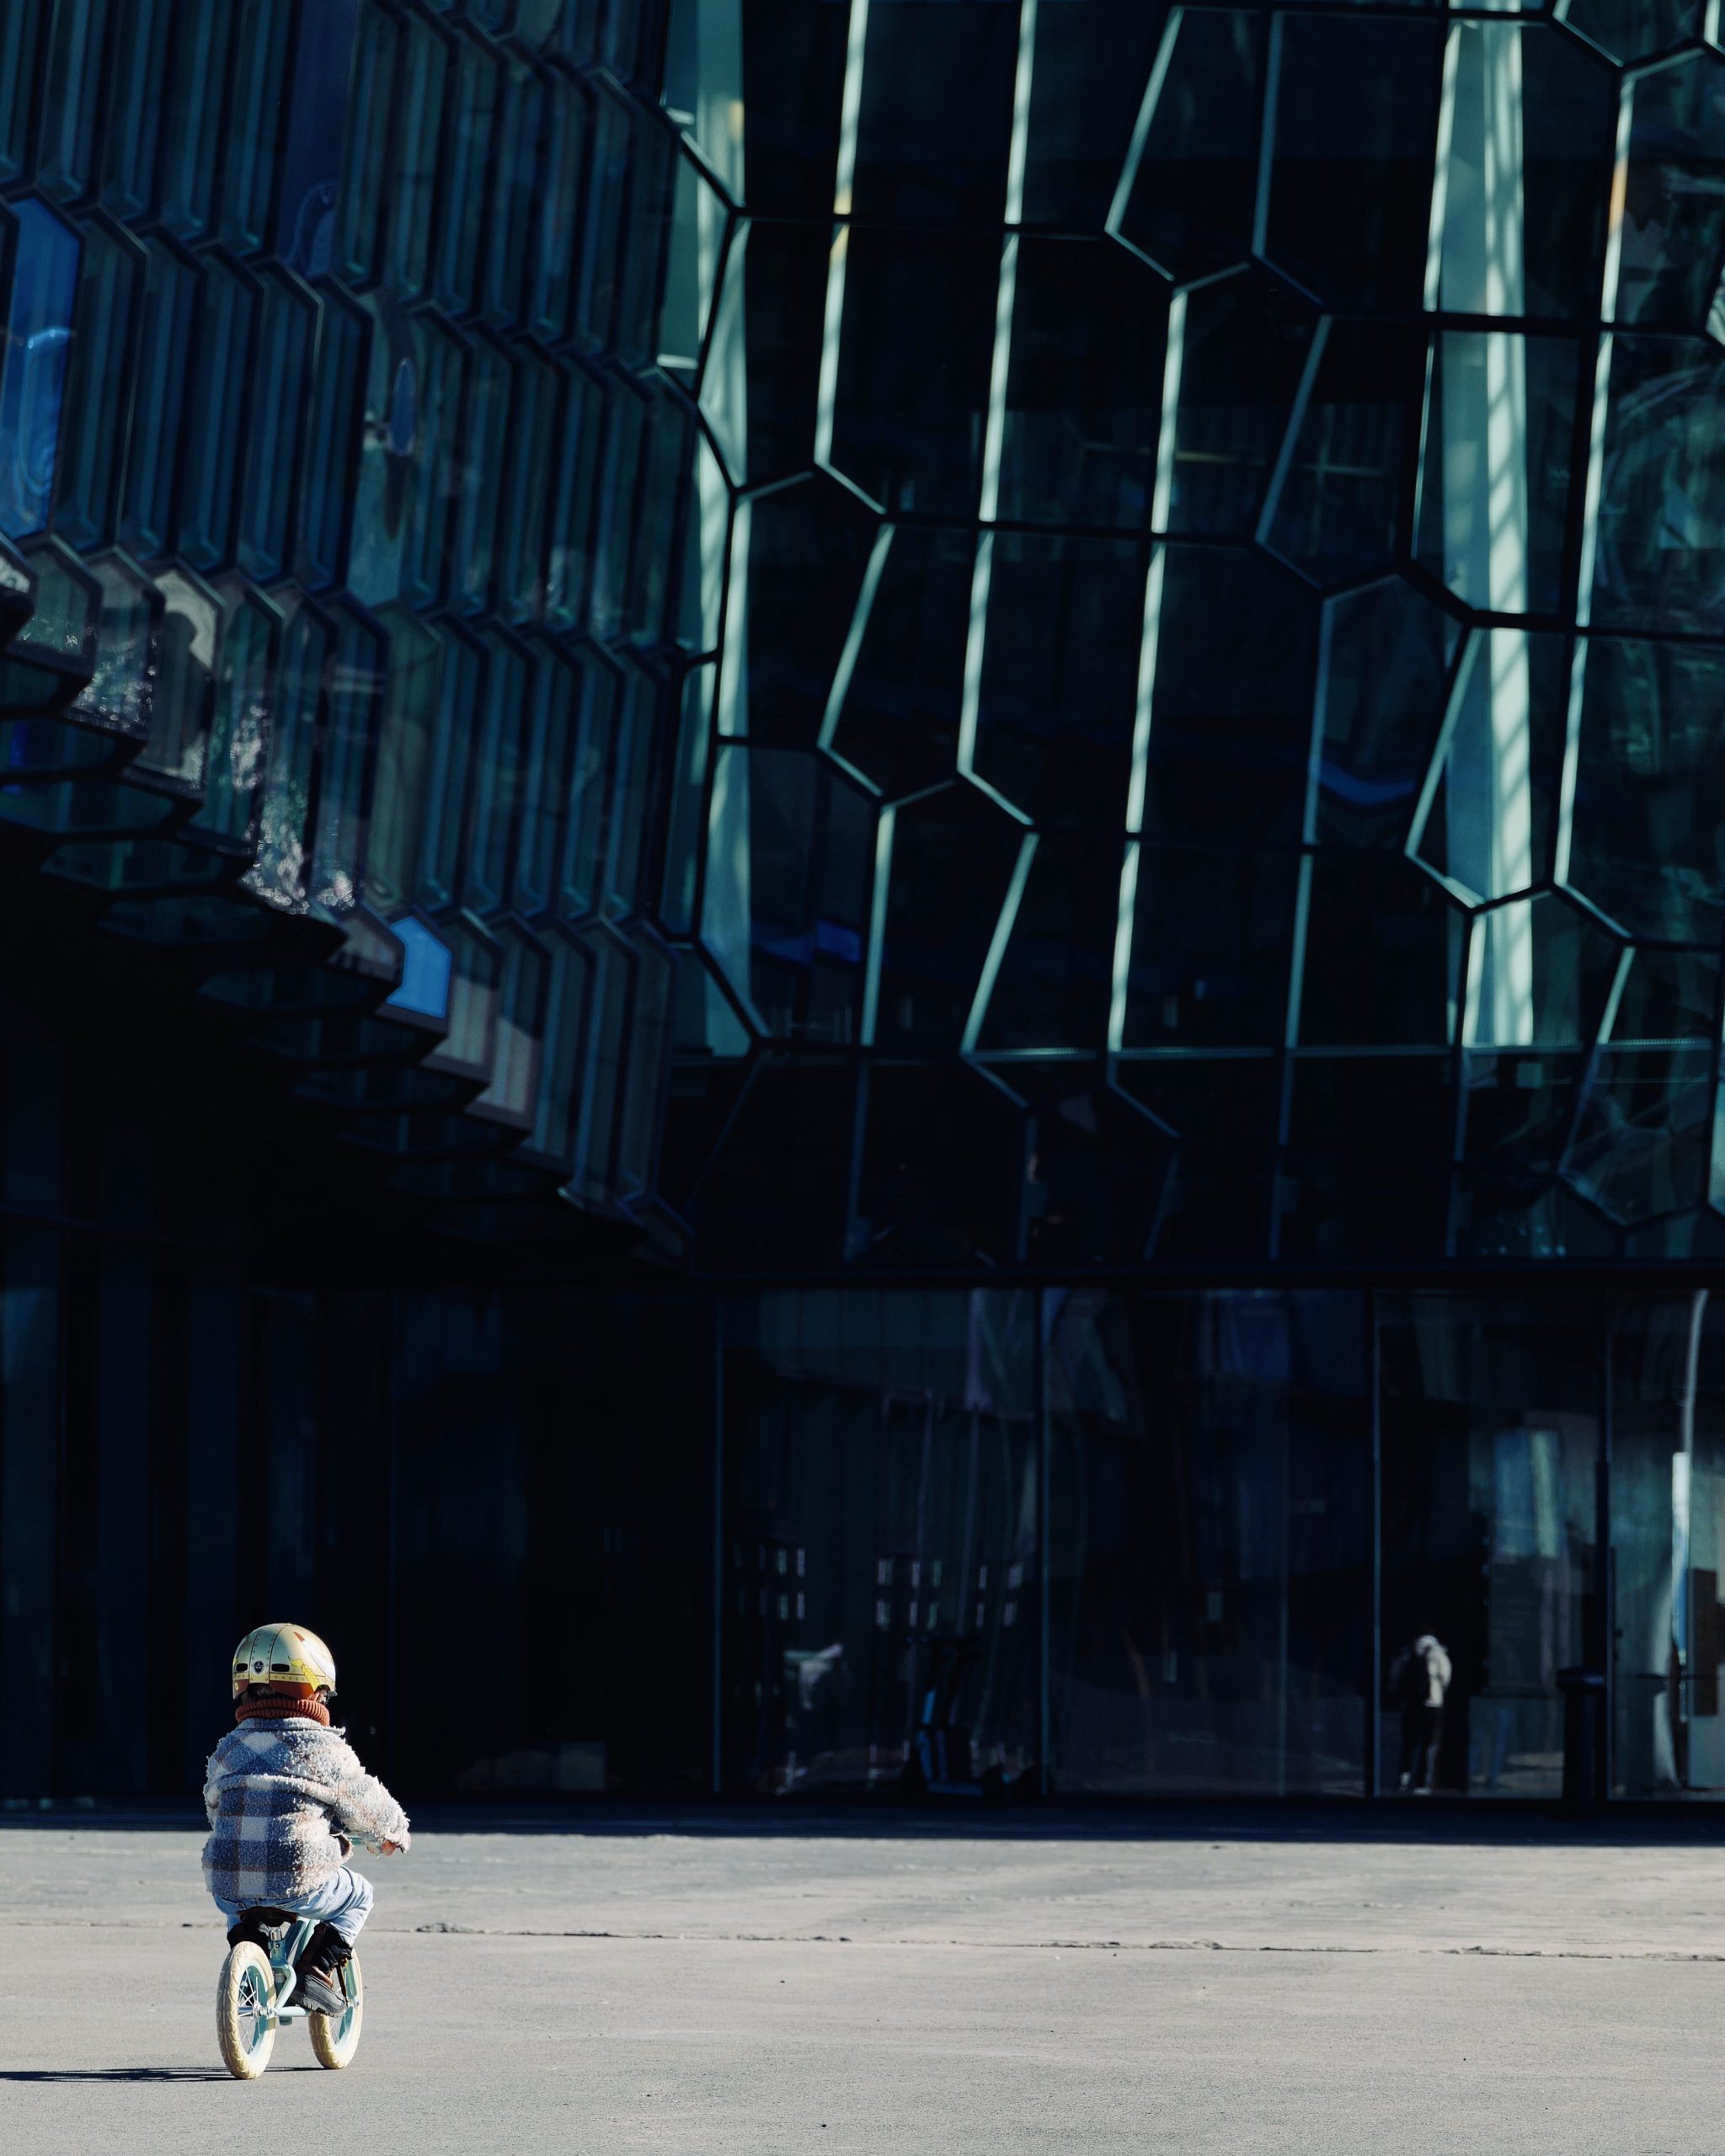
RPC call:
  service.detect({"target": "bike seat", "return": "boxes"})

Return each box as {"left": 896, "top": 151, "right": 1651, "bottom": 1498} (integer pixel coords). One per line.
{"left": 233, "top": 1906, "right": 296, "bottom": 1929}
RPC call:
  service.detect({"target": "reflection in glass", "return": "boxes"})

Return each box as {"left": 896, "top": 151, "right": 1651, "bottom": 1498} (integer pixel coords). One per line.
{"left": 1565, "top": 638, "right": 1725, "bottom": 944}
{"left": 1049, "top": 1290, "right": 1369, "bottom": 1796}
{"left": 1612, "top": 1297, "right": 1725, "bottom": 1796}
{"left": 1590, "top": 339, "right": 1725, "bottom": 635}
{"left": 1616, "top": 57, "right": 1725, "bottom": 331}
{"left": 1380, "top": 1295, "right": 1599, "bottom": 1797}
{"left": 723, "top": 1290, "right": 1040, "bottom": 1796}
{"left": 0, "top": 200, "right": 79, "bottom": 538}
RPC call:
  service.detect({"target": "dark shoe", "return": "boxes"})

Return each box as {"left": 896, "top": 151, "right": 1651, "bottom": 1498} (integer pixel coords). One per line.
{"left": 293, "top": 1922, "right": 351, "bottom": 2015}
{"left": 296, "top": 1966, "right": 348, "bottom": 2015}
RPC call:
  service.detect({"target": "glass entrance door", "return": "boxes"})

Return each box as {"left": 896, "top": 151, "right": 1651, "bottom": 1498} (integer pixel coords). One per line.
{"left": 1610, "top": 1294, "right": 1725, "bottom": 1797}
{"left": 1378, "top": 1295, "right": 1601, "bottom": 1796}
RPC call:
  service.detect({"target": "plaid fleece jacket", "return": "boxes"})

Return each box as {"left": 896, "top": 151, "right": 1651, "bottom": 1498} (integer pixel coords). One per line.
{"left": 202, "top": 1716, "right": 411, "bottom": 1908}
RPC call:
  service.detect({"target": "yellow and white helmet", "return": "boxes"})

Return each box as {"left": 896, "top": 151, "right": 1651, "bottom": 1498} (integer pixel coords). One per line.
{"left": 232, "top": 1622, "right": 338, "bottom": 1701}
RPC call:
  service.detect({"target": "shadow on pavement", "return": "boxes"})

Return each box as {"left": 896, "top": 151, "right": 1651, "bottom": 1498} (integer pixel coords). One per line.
{"left": 0, "top": 2067, "right": 280, "bottom": 2083}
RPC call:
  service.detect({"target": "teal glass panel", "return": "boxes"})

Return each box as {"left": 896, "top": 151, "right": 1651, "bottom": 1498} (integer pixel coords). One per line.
{"left": 495, "top": 347, "right": 558, "bottom": 623}
{"left": 137, "top": 567, "right": 220, "bottom": 789}
{"left": 382, "top": 12, "right": 451, "bottom": 304}
{"left": 365, "top": 606, "right": 444, "bottom": 912}
{"left": 531, "top": 72, "right": 590, "bottom": 344}
{"left": 99, "top": 0, "right": 172, "bottom": 219}
{"left": 560, "top": 652, "right": 620, "bottom": 920}
{"left": 345, "top": 293, "right": 416, "bottom": 606}
{"left": 219, "top": 0, "right": 297, "bottom": 256}
{"left": 1417, "top": 334, "right": 1583, "bottom": 619}
{"left": 615, "top": 116, "right": 674, "bottom": 372}
{"left": 482, "top": 56, "right": 542, "bottom": 330}
{"left": 449, "top": 334, "right": 513, "bottom": 616}
{"left": 192, "top": 587, "right": 277, "bottom": 846}
{"left": 237, "top": 270, "right": 316, "bottom": 582}
{"left": 432, "top": 31, "right": 501, "bottom": 318}
{"left": 545, "top": 363, "right": 605, "bottom": 632}
{"left": 464, "top": 629, "right": 532, "bottom": 915}
{"left": 311, "top": 602, "right": 384, "bottom": 911}
{"left": 177, "top": 255, "right": 259, "bottom": 572}
{"left": 1591, "top": 337, "right": 1725, "bottom": 636}
{"left": 245, "top": 590, "right": 327, "bottom": 912}
{"left": 660, "top": 662, "right": 713, "bottom": 935}
{"left": 51, "top": 213, "right": 143, "bottom": 552}
{"left": 273, "top": 0, "right": 356, "bottom": 272}
{"left": 472, "top": 926, "right": 548, "bottom": 1127}
{"left": 604, "top": 671, "right": 654, "bottom": 919}
{"left": 35, "top": 0, "right": 110, "bottom": 205}
{"left": 573, "top": 87, "right": 630, "bottom": 353}
{"left": 1615, "top": 55, "right": 1725, "bottom": 332}
{"left": 513, "top": 645, "right": 579, "bottom": 916}
{"left": 402, "top": 317, "right": 467, "bottom": 609}
{"left": 295, "top": 286, "right": 367, "bottom": 590}
{"left": 116, "top": 237, "right": 198, "bottom": 561}
{"left": 0, "top": 200, "right": 81, "bottom": 540}
{"left": 588, "top": 377, "right": 645, "bottom": 639}
{"left": 331, "top": 2, "right": 398, "bottom": 286}
{"left": 1566, "top": 638, "right": 1725, "bottom": 945}
{"left": 0, "top": 1, "right": 45, "bottom": 185}
{"left": 64, "top": 553, "right": 160, "bottom": 739}
{"left": 416, "top": 622, "right": 485, "bottom": 910}
{"left": 158, "top": 0, "right": 236, "bottom": 243}
{"left": 627, "top": 385, "right": 689, "bottom": 643}
{"left": 556, "top": 0, "right": 605, "bottom": 68}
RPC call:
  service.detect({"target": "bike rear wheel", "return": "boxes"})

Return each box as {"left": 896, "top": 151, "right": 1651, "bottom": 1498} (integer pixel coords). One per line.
{"left": 308, "top": 1951, "right": 363, "bottom": 2069}
{"left": 216, "top": 1943, "right": 277, "bottom": 2079}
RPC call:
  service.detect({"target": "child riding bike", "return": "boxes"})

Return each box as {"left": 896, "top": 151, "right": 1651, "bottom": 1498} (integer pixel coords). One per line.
{"left": 203, "top": 1623, "right": 409, "bottom": 2015}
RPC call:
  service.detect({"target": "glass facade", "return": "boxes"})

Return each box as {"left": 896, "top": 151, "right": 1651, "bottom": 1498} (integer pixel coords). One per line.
{"left": 657, "top": 0, "right": 1725, "bottom": 1273}
{"left": 3, "top": 4, "right": 1724, "bottom": 1810}
{"left": 0, "top": 1, "right": 686, "bottom": 1238}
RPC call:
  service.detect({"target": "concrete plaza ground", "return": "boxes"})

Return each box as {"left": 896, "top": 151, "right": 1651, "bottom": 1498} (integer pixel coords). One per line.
{"left": 3, "top": 1806, "right": 1725, "bottom": 2153}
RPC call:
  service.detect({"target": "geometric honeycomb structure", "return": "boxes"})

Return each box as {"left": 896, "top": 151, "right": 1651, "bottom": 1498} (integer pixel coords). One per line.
{"left": 655, "top": 0, "right": 1725, "bottom": 1270}
{"left": 0, "top": 0, "right": 686, "bottom": 1242}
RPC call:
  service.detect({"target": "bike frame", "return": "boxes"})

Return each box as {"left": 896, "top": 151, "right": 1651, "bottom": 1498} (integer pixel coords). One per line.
{"left": 255, "top": 1916, "right": 355, "bottom": 2026}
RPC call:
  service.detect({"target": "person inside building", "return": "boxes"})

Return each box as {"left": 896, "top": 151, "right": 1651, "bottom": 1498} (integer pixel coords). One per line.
{"left": 203, "top": 1622, "right": 410, "bottom": 2012}
{"left": 1391, "top": 1632, "right": 1454, "bottom": 1795}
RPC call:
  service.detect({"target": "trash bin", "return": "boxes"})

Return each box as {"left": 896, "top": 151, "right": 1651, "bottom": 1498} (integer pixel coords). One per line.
{"left": 1557, "top": 1668, "right": 1605, "bottom": 1813}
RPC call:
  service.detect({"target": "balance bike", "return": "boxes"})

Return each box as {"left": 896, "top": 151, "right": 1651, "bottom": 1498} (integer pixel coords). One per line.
{"left": 216, "top": 1908, "right": 363, "bottom": 2078}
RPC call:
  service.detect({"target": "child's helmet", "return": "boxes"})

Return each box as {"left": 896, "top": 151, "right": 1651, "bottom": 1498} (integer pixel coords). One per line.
{"left": 231, "top": 1622, "right": 338, "bottom": 1700}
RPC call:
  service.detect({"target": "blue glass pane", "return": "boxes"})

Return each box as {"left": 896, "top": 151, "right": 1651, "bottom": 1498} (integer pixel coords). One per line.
{"left": 51, "top": 215, "right": 142, "bottom": 552}
{"left": 36, "top": 0, "right": 109, "bottom": 205}
{"left": 386, "top": 917, "right": 454, "bottom": 1022}
{"left": 0, "top": 201, "right": 79, "bottom": 539}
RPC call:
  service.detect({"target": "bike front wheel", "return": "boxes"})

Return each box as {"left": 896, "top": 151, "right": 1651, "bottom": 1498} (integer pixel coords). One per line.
{"left": 308, "top": 1951, "right": 364, "bottom": 2069}
{"left": 216, "top": 1943, "right": 277, "bottom": 2079}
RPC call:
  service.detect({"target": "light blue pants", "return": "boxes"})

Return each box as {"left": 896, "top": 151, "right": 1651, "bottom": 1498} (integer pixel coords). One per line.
{"left": 213, "top": 1865, "right": 374, "bottom": 1945}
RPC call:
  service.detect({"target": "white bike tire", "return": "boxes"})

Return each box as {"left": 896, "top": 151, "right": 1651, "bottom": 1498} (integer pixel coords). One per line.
{"left": 216, "top": 1942, "right": 277, "bottom": 2079}
{"left": 308, "top": 1951, "right": 364, "bottom": 2069}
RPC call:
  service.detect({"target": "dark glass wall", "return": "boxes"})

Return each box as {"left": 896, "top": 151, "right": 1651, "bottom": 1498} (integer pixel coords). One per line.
{"left": 721, "top": 1290, "right": 1040, "bottom": 1794}
{"left": 654, "top": 0, "right": 1725, "bottom": 1275}
{"left": 0, "top": 0, "right": 690, "bottom": 1246}
{"left": 1049, "top": 1290, "right": 1370, "bottom": 1796}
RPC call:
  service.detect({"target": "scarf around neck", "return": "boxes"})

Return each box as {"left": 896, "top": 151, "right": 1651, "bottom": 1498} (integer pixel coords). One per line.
{"left": 234, "top": 1693, "right": 332, "bottom": 1728}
